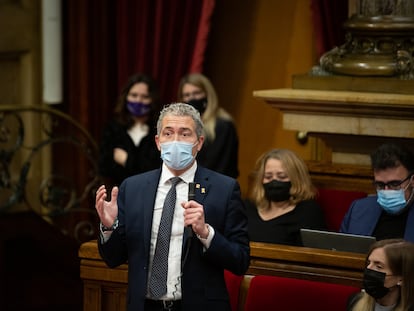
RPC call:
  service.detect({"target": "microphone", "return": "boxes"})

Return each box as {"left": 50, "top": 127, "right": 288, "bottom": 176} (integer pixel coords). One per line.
{"left": 188, "top": 182, "right": 196, "bottom": 201}
{"left": 187, "top": 182, "right": 196, "bottom": 237}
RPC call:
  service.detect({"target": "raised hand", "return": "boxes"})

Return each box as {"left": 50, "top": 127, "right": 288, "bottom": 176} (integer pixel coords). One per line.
{"left": 95, "top": 185, "right": 119, "bottom": 227}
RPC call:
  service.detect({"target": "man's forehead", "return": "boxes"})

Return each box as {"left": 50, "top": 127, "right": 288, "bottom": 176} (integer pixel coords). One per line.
{"left": 374, "top": 165, "right": 409, "bottom": 180}
{"left": 161, "top": 115, "right": 195, "bottom": 129}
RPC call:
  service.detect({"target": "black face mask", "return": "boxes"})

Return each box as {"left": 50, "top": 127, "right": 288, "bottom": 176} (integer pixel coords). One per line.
{"left": 187, "top": 97, "right": 208, "bottom": 115}
{"left": 363, "top": 268, "right": 390, "bottom": 299}
{"left": 263, "top": 180, "right": 291, "bottom": 202}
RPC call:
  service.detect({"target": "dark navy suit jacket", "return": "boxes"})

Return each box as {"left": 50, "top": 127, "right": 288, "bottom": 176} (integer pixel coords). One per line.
{"left": 340, "top": 195, "right": 414, "bottom": 242}
{"left": 98, "top": 166, "right": 250, "bottom": 311}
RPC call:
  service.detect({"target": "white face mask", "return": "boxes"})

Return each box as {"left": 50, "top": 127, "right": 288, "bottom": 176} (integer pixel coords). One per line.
{"left": 160, "top": 141, "right": 197, "bottom": 170}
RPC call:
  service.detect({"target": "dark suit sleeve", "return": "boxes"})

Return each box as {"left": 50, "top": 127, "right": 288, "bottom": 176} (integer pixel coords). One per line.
{"left": 202, "top": 178, "right": 250, "bottom": 275}
{"left": 97, "top": 180, "right": 128, "bottom": 268}
{"left": 340, "top": 200, "right": 356, "bottom": 233}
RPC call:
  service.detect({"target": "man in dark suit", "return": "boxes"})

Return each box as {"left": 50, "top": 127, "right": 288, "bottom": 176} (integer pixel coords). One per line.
{"left": 340, "top": 143, "right": 414, "bottom": 242}
{"left": 95, "top": 103, "right": 250, "bottom": 311}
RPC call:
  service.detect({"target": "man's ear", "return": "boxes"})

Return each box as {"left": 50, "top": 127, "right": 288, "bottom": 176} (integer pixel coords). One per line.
{"left": 197, "top": 136, "right": 204, "bottom": 151}
{"left": 155, "top": 135, "right": 161, "bottom": 151}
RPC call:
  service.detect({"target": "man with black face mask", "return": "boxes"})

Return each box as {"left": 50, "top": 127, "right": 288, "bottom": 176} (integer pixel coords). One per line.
{"left": 340, "top": 143, "right": 414, "bottom": 242}
{"left": 347, "top": 239, "right": 414, "bottom": 311}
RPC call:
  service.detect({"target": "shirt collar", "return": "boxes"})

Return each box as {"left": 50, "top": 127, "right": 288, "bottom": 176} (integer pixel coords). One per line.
{"left": 160, "top": 161, "right": 197, "bottom": 185}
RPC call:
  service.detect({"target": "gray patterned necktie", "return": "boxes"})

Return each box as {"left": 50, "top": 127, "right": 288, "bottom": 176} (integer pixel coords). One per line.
{"left": 148, "top": 176, "right": 181, "bottom": 299}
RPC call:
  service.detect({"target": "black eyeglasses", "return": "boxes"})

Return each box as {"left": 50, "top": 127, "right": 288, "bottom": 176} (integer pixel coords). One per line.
{"left": 373, "top": 175, "right": 412, "bottom": 190}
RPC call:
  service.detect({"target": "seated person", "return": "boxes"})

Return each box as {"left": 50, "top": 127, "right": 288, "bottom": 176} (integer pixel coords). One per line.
{"left": 245, "top": 149, "right": 327, "bottom": 246}
{"left": 347, "top": 238, "right": 414, "bottom": 311}
{"left": 340, "top": 143, "right": 414, "bottom": 242}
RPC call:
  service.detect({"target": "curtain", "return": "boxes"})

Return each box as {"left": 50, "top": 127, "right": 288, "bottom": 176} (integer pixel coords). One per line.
{"left": 63, "top": 0, "right": 117, "bottom": 140}
{"left": 64, "top": 0, "right": 216, "bottom": 138}
{"left": 116, "top": 0, "right": 216, "bottom": 105}
{"left": 311, "top": 0, "right": 349, "bottom": 58}
{"left": 62, "top": 1, "right": 215, "bottom": 219}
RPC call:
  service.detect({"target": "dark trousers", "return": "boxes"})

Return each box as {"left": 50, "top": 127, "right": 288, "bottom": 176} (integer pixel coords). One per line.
{"left": 144, "top": 299, "right": 182, "bottom": 311}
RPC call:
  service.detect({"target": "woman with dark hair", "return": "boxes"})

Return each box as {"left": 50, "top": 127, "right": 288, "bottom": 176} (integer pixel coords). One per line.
{"left": 98, "top": 73, "right": 161, "bottom": 187}
{"left": 348, "top": 238, "right": 414, "bottom": 311}
{"left": 245, "top": 148, "right": 326, "bottom": 245}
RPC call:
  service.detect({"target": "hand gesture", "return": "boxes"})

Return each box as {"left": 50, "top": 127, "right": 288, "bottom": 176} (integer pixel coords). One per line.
{"left": 95, "top": 185, "right": 119, "bottom": 227}
{"left": 182, "top": 200, "right": 209, "bottom": 239}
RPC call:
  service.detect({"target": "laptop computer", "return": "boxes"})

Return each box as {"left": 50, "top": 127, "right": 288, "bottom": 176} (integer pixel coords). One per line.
{"left": 300, "top": 228, "right": 376, "bottom": 254}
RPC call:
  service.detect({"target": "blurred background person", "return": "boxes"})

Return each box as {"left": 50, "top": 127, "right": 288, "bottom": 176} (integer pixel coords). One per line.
{"left": 98, "top": 73, "right": 162, "bottom": 187}
{"left": 246, "top": 149, "right": 326, "bottom": 246}
{"left": 178, "top": 73, "right": 239, "bottom": 178}
{"left": 347, "top": 238, "right": 414, "bottom": 311}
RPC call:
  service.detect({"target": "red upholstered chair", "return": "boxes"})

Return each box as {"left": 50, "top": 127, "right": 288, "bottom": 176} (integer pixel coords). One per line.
{"left": 244, "top": 275, "right": 360, "bottom": 311}
{"left": 224, "top": 270, "right": 244, "bottom": 311}
{"left": 316, "top": 188, "right": 367, "bottom": 231}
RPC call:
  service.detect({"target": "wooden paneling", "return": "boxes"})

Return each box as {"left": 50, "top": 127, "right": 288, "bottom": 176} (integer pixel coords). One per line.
{"left": 205, "top": 0, "right": 317, "bottom": 196}
{"left": 79, "top": 240, "right": 366, "bottom": 310}
{"left": 249, "top": 242, "right": 365, "bottom": 287}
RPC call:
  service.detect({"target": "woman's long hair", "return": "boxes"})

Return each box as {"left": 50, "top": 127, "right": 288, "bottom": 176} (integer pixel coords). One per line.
{"left": 114, "top": 73, "right": 160, "bottom": 128}
{"left": 178, "top": 73, "right": 232, "bottom": 141}
{"left": 351, "top": 239, "right": 414, "bottom": 311}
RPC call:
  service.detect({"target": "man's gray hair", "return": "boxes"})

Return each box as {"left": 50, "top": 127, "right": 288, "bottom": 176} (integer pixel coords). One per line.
{"left": 157, "top": 103, "right": 204, "bottom": 137}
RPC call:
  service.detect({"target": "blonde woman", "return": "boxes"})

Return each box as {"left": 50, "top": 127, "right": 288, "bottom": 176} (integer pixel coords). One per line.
{"left": 347, "top": 239, "right": 414, "bottom": 311}
{"left": 245, "top": 149, "right": 326, "bottom": 245}
{"left": 178, "top": 73, "right": 239, "bottom": 178}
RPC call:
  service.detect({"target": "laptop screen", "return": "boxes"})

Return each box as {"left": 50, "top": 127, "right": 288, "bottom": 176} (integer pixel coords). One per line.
{"left": 300, "top": 228, "right": 376, "bottom": 254}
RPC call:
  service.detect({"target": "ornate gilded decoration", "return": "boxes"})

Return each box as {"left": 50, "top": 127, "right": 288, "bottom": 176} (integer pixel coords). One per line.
{"left": 316, "top": 0, "right": 414, "bottom": 78}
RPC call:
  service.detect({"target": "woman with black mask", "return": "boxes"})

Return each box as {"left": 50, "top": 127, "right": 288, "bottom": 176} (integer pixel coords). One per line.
{"left": 245, "top": 149, "right": 326, "bottom": 246}
{"left": 177, "top": 73, "right": 239, "bottom": 178}
{"left": 348, "top": 239, "right": 414, "bottom": 311}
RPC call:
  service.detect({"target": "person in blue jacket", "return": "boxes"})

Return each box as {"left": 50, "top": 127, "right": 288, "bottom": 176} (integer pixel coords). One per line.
{"left": 340, "top": 143, "right": 414, "bottom": 242}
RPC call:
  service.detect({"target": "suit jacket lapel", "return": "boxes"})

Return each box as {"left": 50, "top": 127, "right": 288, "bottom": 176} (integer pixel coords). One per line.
{"left": 193, "top": 167, "right": 211, "bottom": 205}
{"left": 182, "top": 166, "right": 211, "bottom": 267}
{"left": 142, "top": 169, "right": 162, "bottom": 257}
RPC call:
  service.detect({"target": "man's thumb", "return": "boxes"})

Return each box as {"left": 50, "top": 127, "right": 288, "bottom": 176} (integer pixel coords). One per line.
{"left": 111, "top": 186, "right": 119, "bottom": 204}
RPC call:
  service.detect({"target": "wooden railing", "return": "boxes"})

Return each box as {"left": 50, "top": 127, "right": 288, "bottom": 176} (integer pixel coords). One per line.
{"left": 0, "top": 105, "right": 103, "bottom": 310}
{"left": 79, "top": 240, "right": 366, "bottom": 311}
{"left": 248, "top": 242, "right": 365, "bottom": 287}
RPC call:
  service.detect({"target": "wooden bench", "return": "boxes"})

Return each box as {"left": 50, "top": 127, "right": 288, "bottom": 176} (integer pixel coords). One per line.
{"left": 79, "top": 241, "right": 365, "bottom": 311}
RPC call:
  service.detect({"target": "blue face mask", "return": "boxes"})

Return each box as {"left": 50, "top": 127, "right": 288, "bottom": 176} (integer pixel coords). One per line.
{"left": 126, "top": 101, "right": 151, "bottom": 117}
{"left": 160, "top": 141, "right": 197, "bottom": 170}
{"left": 377, "top": 189, "right": 407, "bottom": 214}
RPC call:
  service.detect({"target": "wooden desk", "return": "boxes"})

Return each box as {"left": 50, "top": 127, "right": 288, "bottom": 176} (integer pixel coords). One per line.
{"left": 79, "top": 240, "right": 128, "bottom": 311}
{"left": 249, "top": 242, "right": 365, "bottom": 287}
{"left": 79, "top": 241, "right": 366, "bottom": 310}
